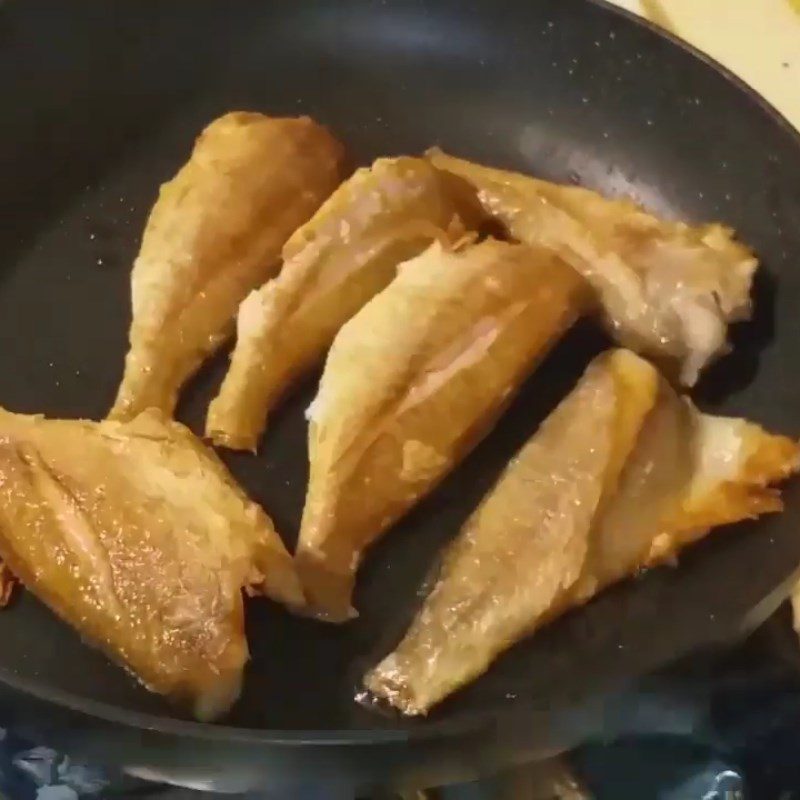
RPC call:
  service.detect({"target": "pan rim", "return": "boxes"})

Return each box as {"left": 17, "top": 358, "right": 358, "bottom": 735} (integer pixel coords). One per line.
{"left": 591, "top": 0, "right": 800, "bottom": 142}
{"left": 2, "top": 0, "right": 800, "bottom": 748}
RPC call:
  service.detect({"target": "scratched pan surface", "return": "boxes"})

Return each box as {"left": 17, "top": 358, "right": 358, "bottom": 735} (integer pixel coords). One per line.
{"left": 0, "top": 0, "right": 799, "bottom": 792}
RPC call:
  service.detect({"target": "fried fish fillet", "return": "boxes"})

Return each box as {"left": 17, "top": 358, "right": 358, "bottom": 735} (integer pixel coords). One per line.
{"left": 296, "top": 238, "right": 587, "bottom": 621}
{"left": 0, "top": 407, "right": 304, "bottom": 720}
{"left": 0, "top": 558, "right": 14, "bottom": 608}
{"left": 109, "top": 112, "right": 345, "bottom": 422}
{"left": 428, "top": 149, "right": 757, "bottom": 385}
{"left": 364, "top": 349, "right": 798, "bottom": 715}
{"left": 206, "top": 156, "right": 478, "bottom": 451}
{"left": 792, "top": 585, "right": 800, "bottom": 638}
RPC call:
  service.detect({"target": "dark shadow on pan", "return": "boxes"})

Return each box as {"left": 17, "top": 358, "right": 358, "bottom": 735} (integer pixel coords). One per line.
{"left": 694, "top": 267, "right": 777, "bottom": 409}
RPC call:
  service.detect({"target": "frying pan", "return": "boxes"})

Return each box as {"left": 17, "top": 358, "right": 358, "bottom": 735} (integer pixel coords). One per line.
{"left": 1, "top": 0, "right": 800, "bottom": 793}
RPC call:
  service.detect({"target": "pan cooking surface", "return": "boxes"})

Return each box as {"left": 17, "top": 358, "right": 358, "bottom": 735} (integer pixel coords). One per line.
{"left": 1, "top": 0, "right": 800, "bottom": 755}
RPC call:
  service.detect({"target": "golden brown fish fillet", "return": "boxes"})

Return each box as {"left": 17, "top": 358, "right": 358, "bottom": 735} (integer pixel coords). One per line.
{"left": 364, "top": 349, "right": 798, "bottom": 715}
{"left": 0, "top": 407, "right": 304, "bottom": 720}
{"left": 792, "top": 585, "right": 800, "bottom": 638}
{"left": 297, "top": 238, "right": 588, "bottom": 621}
{"left": 428, "top": 149, "right": 757, "bottom": 385}
{"left": 206, "top": 156, "right": 479, "bottom": 451}
{"left": 0, "top": 558, "right": 15, "bottom": 608}
{"left": 109, "top": 112, "right": 345, "bottom": 422}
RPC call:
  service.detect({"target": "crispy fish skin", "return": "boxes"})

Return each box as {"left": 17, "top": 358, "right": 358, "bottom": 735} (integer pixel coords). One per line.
{"left": 206, "top": 156, "right": 478, "bottom": 451}
{"left": 0, "top": 407, "right": 303, "bottom": 720}
{"left": 109, "top": 112, "right": 345, "bottom": 422}
{"left": 297, "top": 238, "right": 588, "bottom": 622}
{"left": 428, "top": 149, "right": 757, "bottom": 385}
{"left": 572, "top": 382, "right": 799, "bottom": 602}
{"left": 364, "top": 350, "right": 798, "bottom": 715}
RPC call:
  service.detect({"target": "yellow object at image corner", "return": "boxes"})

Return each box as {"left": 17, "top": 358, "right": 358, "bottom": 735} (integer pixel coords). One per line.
{"left": 610, "top": 0, "right": 800, "bottom": 132}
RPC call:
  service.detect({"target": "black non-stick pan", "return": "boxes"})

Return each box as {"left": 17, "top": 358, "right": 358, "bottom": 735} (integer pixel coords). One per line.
{"left": 1, "top": 0, "right": 800, "bottom": 793}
